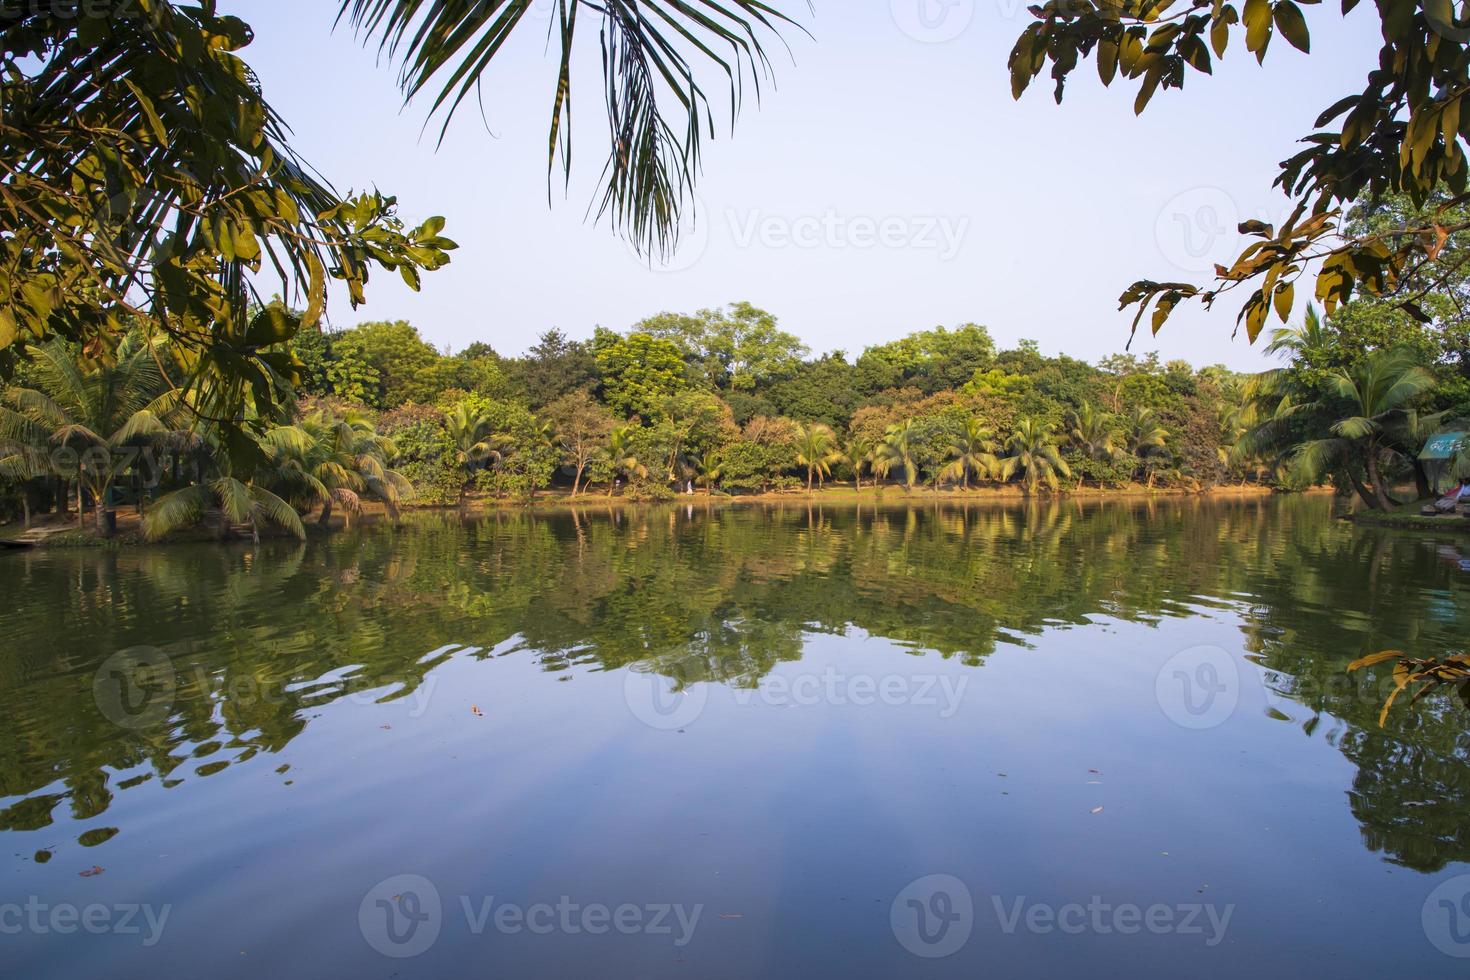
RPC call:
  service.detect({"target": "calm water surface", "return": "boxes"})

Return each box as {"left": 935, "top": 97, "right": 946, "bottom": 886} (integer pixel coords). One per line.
{"left": 4, "top": 496, "right": 1470, "bottom": 978}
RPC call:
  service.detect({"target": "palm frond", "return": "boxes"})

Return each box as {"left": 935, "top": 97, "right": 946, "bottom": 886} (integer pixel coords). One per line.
{"left": 337, "top": 0, "right": 804, "bottom": 258}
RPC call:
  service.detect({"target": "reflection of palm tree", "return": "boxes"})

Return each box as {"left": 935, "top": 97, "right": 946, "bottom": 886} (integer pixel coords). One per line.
{"left": 999, "top": 418, "right": 1070, "bottom": 494}
{"left": 874, "top": 419, "right": 920, "bottom": 490}
{"left": 1294, "top": 348, "right": 1435, "bottom": 510}
{"left": 603, "top": 425, "right": 647, "bottom": 496}
{"left": 941, "top": 417, "right": 999, "bottom": 489}
{"left": 794, "top": 422, "right": 840, "bottom": 493}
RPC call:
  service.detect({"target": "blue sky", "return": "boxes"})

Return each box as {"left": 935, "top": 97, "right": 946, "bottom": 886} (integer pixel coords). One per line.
{"left": 231, "top": 1, "right": 1385, "bottom": 371}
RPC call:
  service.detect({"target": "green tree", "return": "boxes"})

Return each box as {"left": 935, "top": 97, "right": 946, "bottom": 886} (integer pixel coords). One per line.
{"left": 941, "top": 418, "right": 1000, "bottom": 490}
{"left": 1000, "top": 418, "right": 1071, "bottom": 495}
{"left": 874, "top": 419, "right": 922, "bottom": 490}
{"left": 445, "top": 402, "right": 512, "bottom": 506}
{"left": 544, "top": 390, "right": 615, "bottom": 497}
{"left": 1011, "top": 2, "right": 1470, "bottom": 344}
{"left": 793, "top": 423, "right": 841, "bottom": 493}
{"left": 639, "top": 302, "right": 808, "bottom": 391}
{"left": 1294, "top": 349, "right": 1437, "bottom": 511}
{"left": 602, "top": 425, "right": 649, "bottom": 496}
{"left": 259, "top": 410, "right": 412, "bottom": 527}
{"left": 594, "top": 332, "right": 687, "bottom": 419}
{"left": 143, "top": 468, "right": 304, "bottom": 543}
{"left": 2, "top": 4, "right": 455, "bottom": 441}
{"left": 1067, "top": 402, "right": 1120, "bottom": 462}
{"left": 0, "top": 336, "right": 183, "bottom": 534}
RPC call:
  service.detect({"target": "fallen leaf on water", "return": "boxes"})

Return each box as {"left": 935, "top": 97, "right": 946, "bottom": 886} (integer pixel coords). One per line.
{"left": 1090, "top": 806, "right": 1104, "bottom": 815}
{"left": 380, "top": 725, "right": 392, "bottom": 730}
{"left": 1088, "top": 769, "right": 1101, "bottom": 774}
{"left": 79, "top": 866, "right": 104, "bottom": 877}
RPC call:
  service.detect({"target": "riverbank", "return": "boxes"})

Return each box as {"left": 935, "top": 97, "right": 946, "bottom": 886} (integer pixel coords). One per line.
{"left": 0, "top": 483, "right": 1298, "bottom": 549}
{"left": 1349, "top": 508, "right": 1470, "bottom": 532}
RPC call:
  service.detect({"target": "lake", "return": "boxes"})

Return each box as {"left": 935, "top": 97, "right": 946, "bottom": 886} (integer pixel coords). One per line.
{"left": 3, "top": 495, "right": 1470, "bottom": 977}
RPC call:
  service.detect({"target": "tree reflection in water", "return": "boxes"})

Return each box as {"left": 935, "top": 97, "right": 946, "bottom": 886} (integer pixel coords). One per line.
{"left": 2, "top": 494, "right": 1468, "bottom": 870}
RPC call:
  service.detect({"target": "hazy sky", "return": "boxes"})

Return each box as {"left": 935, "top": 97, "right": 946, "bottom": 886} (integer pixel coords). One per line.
{"left": 230, "top": 1, "right": 1385, "bottom": 371}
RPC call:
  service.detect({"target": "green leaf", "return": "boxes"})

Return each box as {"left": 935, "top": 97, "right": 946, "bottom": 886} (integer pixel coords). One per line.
{"left": 1098, "top": 39, "right": 1119, "bottom": 86}
{"left": 1272, "top": 2, "right": 1310, "bottom": 53}
{"left": 1243, "top": 0, "right": 1272, "bottom": 61}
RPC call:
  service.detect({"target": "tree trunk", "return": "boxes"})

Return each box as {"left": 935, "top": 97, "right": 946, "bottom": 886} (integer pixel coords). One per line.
{"left": 571, "top": 465, "right": 583, "bottom": 498}
{"left": 1365, "top": 448, "right": 1394, "bottom": 511}
{"left": 1345, "top": 468, "right": 1378, "bottom": 511}
{"left": 76, "top": 482, "right": 85, "bottom": 529}
{"left": 22, "top": 494, "right": 31, "bottom": 529}
{"left": 1412, "top": 459, "right": 1432, "bottom": 500}
{"left": 807, "top": 468, "right": 814, "bottom": 494}
{"left": 318, "top": 498, "right": 334, "bottom": 527}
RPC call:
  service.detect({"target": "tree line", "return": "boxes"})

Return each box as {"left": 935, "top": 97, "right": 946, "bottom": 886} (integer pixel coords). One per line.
{"left": 6, "top": 281, "right": 1467, "bottom": 539}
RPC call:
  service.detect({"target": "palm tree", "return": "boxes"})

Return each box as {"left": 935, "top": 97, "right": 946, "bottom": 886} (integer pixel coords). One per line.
{"left": 874, "top": 419, "right": 921, "bottom": 490}
{"left": 143, "top": 467, "right": 305, "bottom": 543}
{"left": 1065, "top": 401, "right": 1120, "bottom": 489}
{"left": 1264, "top": 303, "right": 1332, "bottom": 361}
{"left": 843, "top": 435, "right": 875, "bottom": 490}
{"left": 690, "top": 450, "right": 724, "bottom": 493}
{"left": 0, "top": 336, "right": 183, "bottom": 535}
{"left": 445, "top": 402, "right": 511, "bottom": 506}
{"left": 1123, "top": 406, "right": 1168, "bottom": 458}
{"left": 602, "top": 425, "right": 648, "bottom": 496}
{"left": 999, "top": 418, "right": 1071, "bottom": 494}
{"left": 340, "top": 1, "right": 800, "bottom": 259}
{"left": 941, "top": 417, "right": 999, "bottom": 489}
{"left": 1294, "top": 348, "right": 1436, "bottom": 510}
{"left": 794, "top": 422, "right": 841, "bottom": 493}
{"left": 260, "top": 411, "right": 413, "bottom": 527}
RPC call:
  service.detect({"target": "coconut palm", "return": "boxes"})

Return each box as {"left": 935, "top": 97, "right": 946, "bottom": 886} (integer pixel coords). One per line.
{"left": 1264, "top": 303, "right": 1333, "bottom": 361}
{"left": 873, "top": 419, "right": 921, "bottom": 490}
{"left": 1123, "top": 406, "right": 1168, "bottom": 459}
{"left": 999, "top": 418, "right": 1071, "bottom": 494}
{"left": 1293, "top": 348, "right": 1436, "bottom": 510}
{"left": 1065, "top": 401, "right": 1121, "bottom": 489}
{"left": 0, "top": 335, "right": 184, "bottom": 534}
{"left": 794, "top": 422, "right": 841, "bottom": 493}
{"left": 842, "top": 435, "right": 876, "bottom": 490}
{"left": 690, "top": 450, "right": 724, "bottom": 493}
{"left": 143, "top": 466, "right": 305, "bottom": 544}
{"left": 445, "top": 402, "right": 512, "bottom": 506}
{"left": 941, "top": 417, "right": 999, "bottom": 489}
{"left": 602, "top": 425, "right": 648, "bottom": 496}
{"left": 260, "top": 411, "right": 413, "bottom": 527}
{"left": 340, "top": 1, "right": 800, "bottom": 259}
